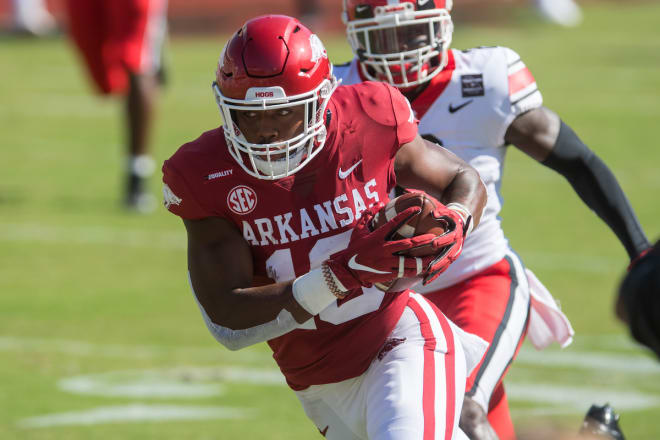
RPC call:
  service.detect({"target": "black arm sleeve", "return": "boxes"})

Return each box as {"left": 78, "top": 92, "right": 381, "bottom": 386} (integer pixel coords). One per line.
{"left": 541, "top": 120, "right": 650, "bottom": 259}
{"left": 620, "top": 241, "right": 660, "bottom": 360}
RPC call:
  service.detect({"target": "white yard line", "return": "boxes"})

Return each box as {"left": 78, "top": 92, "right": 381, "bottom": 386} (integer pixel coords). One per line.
{"left": 6, "top": 335, "right": 659, "bottom": 429}
{"left": 507, "top": 382, "right": 660, "bottom": 412}
{"left": 0, "top": 336, "right": 272, "bottom": 364}
{"left": 18, "top": 404, "right": 253, "bottom": 428}
{"left": 516, "top": 346, "right": 660, "bottom": 374}
{"left": 58, "top": 366, "right": 285, "bottom": 398}
{"left": 4, "top": 335, "right": 656, "bottom": 375}
{"left": 59, "top": 375, "right": 226, "bottom": 398}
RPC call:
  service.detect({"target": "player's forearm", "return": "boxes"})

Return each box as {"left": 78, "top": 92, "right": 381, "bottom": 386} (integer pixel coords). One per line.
{"left": 439, "top": 166, "right": 487, "bottom": 229}
{"left": 199, "top": 280, "right": 309, "bottom": 330}
{"left": 193, "top": 266, "right": 350, "bottom": 350}
{"left": 197, "top": 262, "right": 349, "bottom": 327}
{"left": 190, "top": 279, "right": 310, "bottom": 351}
{"left": 541, "top": 121, "right": 650, "bottom": 259}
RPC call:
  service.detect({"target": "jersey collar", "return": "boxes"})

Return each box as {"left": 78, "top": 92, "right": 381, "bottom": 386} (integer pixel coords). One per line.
{"left": 356, "top": 50, "right": 456, "bottom": 120}
{"left": 408, "top": 50, "right": 456, "bottom": 120}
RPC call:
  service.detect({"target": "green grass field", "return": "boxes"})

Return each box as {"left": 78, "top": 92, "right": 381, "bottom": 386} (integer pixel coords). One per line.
{"left": 1, "top": 2, "right": 660, "bottom": 439}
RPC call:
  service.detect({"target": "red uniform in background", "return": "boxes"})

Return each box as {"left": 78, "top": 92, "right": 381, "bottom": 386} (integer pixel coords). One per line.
{"left": 65, "top": 0, "right": 169, "bottom": 211}
{"left": 65, "top": 0, "right": 168, "bottom": 95}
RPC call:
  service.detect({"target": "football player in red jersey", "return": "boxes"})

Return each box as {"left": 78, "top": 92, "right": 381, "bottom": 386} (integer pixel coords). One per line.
{"left": 65, "top": 0, "right": 168, "bottom": 212}
{"left": 337, "top": 1, "right": 651, "bottom": 439}
{"left": 163, "top": 14, "right": 488, "bottom": 440}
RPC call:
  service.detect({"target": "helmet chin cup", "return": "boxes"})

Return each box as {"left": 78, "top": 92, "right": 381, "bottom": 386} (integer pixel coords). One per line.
{"left": 376, "top": 61, "right": 430, "bottom": 86}
{"left": 252, "top": 143, "right": 306, "bottom": 177}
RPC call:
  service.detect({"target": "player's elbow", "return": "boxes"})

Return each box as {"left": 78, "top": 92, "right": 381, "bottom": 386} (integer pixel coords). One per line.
{"left": 207, "top": 325, "right": 253, "bottom": 351}
{"left": 196, "top": 304, "right": 256, "bottom": 351}
{"left": 216, "top": 336, "right": 249, "bottom": 351}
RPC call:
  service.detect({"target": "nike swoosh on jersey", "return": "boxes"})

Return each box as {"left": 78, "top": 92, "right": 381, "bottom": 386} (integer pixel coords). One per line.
{"left": 448, "top": 100, "right": 474, "bottom": 114}
{"left": 348, "top": 255, "right": 390, "bottom": 274}
{"left": 338, "top": 159, "right": 363, "bottom": 180}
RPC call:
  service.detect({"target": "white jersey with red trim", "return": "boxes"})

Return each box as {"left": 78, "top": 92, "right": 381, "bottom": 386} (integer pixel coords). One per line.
{"left": 334, "top": 46, "right": 543, "bottom": 289}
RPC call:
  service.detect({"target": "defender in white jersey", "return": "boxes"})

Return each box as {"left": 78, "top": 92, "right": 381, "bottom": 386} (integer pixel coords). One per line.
{"left": 338, "top": 1, "right": 651, "bottom": 439}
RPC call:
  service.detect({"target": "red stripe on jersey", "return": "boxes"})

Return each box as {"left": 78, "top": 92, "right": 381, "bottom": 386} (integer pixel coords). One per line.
{"left": 409, "top": 295, "right": 457, "bottom": 440}
{"left": 411, "top": 50, "right": 456, "bottom": 120}
{"left": 508, "top": 66, "right": 535, "bottom": 96}
{"left": 408, "top": 297, "right": 436, "bottom": 440}
{"left": 437, "top": 305, "right": 456, "bottom": 440}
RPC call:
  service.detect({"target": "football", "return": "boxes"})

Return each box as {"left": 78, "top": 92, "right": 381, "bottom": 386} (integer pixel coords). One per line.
{"left": 369, "top": 191, "right": 452, "bottom": 293}
{"left": 369, "top": 191, "right": 450, "bottom": 257}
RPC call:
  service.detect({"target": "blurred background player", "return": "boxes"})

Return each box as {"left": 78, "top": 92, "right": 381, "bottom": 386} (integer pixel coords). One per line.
{"left": 532, "top": 0, "right": 582, "bottom": 27}
{"left": 65, "top": 0, "right": 168, "bottom": 213}
{"left": 336, "top": 1, "right": 650, "bottom": 439}
{"left": 163, "top": 14, "right": 488, "bottom": 439}
{"left": 10, "top": 0, "right": 56, "bottom": 35}
{"left": 295, "top": 0, "right": 322, "bottom": 29}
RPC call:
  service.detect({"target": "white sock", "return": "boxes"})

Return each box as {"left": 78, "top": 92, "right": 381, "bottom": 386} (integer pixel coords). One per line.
{"left": 128, "top": 155, "right": 156, "bottom": 178}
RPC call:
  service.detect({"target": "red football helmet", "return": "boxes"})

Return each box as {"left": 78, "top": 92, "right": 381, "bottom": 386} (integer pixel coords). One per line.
{"left": 214, "top": 15, "right": 338, "bottom": 179}
{"left": 342, "top": 0, "right": 453, "bottom": 89}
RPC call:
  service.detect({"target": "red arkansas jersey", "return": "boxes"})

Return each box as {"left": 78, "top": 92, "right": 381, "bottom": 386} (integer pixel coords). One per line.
{"left": 163, "top": 82, "right": 418, "bottom": 390}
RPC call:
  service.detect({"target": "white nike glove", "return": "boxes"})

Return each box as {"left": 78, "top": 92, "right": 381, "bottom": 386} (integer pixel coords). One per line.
{"left": 324, "top": 203, "right": 446, "bottom": 292}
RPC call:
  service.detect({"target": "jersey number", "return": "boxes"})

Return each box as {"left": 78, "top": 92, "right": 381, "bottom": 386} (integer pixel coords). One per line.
{"left": 265, "top": 231, "right": 385, "bottom": 329}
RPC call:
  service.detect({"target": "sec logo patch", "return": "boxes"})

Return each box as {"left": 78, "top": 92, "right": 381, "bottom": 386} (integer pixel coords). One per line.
{"left": 227, "top": 185, "right": 257, "bottom": 215}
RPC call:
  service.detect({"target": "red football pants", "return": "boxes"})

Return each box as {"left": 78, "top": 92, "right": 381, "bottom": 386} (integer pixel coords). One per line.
{"left": 65, "top": 0, "right": 168, "bottom": 95}
{"left": 423, "top": 252, "right": 531, "bottom": 440}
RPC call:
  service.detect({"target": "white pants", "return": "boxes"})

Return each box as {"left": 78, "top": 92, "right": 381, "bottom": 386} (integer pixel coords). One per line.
{"left": 295, "top": 293, "right": 474, "bottom": 440}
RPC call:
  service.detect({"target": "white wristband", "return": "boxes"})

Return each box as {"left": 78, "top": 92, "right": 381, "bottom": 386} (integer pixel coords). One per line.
{"left": 446, "top": 202, "right": 474, "bottom": 236}
{"left": 292, "top": 267, "right": 338, "bottom": 316}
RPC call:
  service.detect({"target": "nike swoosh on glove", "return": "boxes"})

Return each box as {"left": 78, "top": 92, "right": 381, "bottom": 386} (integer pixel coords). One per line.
{"left": 325, "top": 204, "right": 447, "bottom": 292}
{"left": 421, "top": 205, "right": 467, "bottom": 286}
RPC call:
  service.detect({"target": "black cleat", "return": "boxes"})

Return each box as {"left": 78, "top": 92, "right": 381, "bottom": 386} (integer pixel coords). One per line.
{"left": 579, "top": 403, "right": 625, "bottom": 440}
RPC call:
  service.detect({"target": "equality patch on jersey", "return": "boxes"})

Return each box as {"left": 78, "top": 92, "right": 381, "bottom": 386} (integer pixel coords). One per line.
{"left": 461, "top": 74, "right": 485, "bottom": 97}
{"left": 206, "top": 169, "right": 234, "bottom": 180}
{"left": 227, "top": 185, "right": 257, "bottom": 215}
{"left": 163, "top": 184, "right": 182, "bottom": 210}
